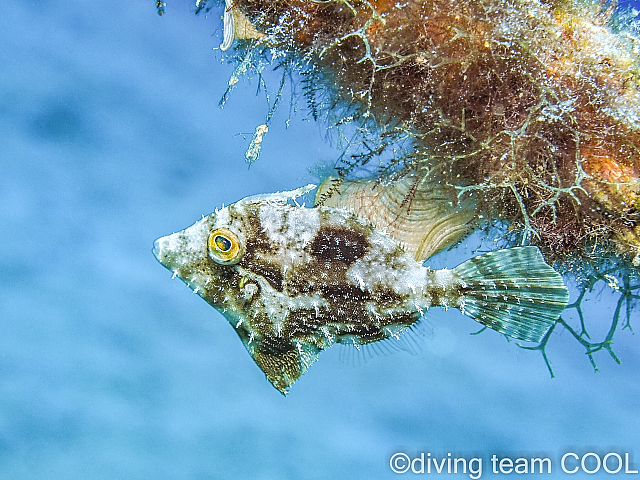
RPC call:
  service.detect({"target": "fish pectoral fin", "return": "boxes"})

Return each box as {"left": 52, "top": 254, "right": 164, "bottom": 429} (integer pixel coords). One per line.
{"left": 452, "top": 246, "right": 569, "bottom": 343}
{"left": 248, "top": 338, "right": 322, "bottom": 395}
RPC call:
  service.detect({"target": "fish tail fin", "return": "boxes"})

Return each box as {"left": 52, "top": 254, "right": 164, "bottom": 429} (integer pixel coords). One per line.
{"left": 452, "top": 247, "right": 569, "bottom": 342}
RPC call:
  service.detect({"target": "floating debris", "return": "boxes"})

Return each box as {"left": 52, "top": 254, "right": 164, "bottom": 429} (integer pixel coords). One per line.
{"left": 245, "top": 123, "right": 268, "bottom": 165}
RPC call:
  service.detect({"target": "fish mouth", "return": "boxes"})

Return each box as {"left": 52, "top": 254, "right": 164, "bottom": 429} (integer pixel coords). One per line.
{"left": 152, "top": 238, "right": 161, "bottom": 260}
{"left": 152, "top": 236, "right": 170, "bottom": 266}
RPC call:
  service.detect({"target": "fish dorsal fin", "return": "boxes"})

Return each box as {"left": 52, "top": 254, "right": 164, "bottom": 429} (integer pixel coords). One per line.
{"left": 238, "top": 184, "right": 317, "bottom": 207}
{"left": 315, "top": 174, "right": 477, "bottom": 262}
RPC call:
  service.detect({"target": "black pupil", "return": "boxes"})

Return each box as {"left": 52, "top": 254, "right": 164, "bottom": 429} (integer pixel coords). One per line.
{"left": 214, "top": 235, "right": 232, "bottom": 252}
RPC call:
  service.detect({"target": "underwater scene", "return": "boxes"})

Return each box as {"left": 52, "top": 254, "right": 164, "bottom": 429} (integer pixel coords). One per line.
{"left": 1, "top": 0, "right": 640, "bottom": 478}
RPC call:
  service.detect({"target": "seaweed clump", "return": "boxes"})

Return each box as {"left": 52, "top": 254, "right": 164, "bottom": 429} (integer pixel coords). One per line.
{"left": 172, "top": 0, "right": 639, "bottom": 370}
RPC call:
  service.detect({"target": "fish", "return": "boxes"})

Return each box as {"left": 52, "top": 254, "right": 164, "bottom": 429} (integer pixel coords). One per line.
{"left": 153, "top": 184, "right": 569, "bottom": 394}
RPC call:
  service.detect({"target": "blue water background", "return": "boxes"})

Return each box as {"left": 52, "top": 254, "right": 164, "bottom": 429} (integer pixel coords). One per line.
{"left": 1, "top": 0, "right": 639, "bottom": 478}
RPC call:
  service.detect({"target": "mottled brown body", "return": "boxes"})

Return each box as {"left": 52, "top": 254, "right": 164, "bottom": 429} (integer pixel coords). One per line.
{"left": 154, "top": 186, "right": 568, "bottom": 393}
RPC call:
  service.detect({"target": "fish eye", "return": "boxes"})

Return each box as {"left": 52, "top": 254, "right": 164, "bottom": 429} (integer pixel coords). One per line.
{"left": 214, "top": 235, "right": 232, "bottom": 252}
{"left": 208, "top": 228, "right": 243, "bottom": 265}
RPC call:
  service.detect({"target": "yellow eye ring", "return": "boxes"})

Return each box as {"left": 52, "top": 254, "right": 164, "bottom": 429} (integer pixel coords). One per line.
{"left": 208, "top": 228, "right": 243, "bottom": 265}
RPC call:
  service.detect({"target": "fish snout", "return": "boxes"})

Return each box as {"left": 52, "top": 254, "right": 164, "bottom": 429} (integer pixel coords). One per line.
{"left": 152, "top": 235, "right": 172, "bottom": 266}
{"left": 152, "top": 238, "right": 161, "bottom": 260}
{"left": 152, "top": 232, "right": 187, "bottom": 271}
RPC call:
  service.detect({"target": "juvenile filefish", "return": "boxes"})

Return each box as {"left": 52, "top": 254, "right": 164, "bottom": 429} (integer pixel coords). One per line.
{"left": 153, "top": 185, "right": 569, "bottom": 394}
